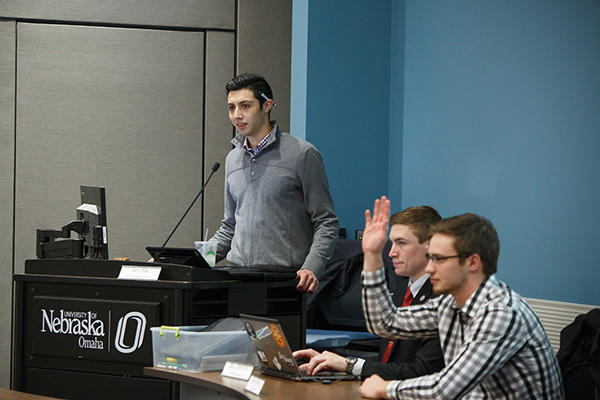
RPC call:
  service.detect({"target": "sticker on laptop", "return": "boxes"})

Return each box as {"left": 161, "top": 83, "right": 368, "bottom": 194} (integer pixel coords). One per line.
{"left": 245, "top": 322, "right": 257, "bottom": 339}
{"left": 273, "top": 356, "right": 282, "bottom": 370}
{"left": 256, "top": 325, "right": 272, "bottom": 340}
{"left": 270, "top": 324, "right": 286, "bottom": 348}
{"left": 278, "top": 351, "right": 294, "bottom": 367}
{"left": 256, "top": 347, "right": 268, "bottom": 365}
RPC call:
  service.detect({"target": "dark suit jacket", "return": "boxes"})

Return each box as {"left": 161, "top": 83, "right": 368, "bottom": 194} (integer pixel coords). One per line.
{"left": 360, "top": 278, "right": 445, "bottom": 380}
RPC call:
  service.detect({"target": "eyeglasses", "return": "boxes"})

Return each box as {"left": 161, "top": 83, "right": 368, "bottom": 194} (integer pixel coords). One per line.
{"left": 425, "top": 253, "right": 471, "bottom": 264}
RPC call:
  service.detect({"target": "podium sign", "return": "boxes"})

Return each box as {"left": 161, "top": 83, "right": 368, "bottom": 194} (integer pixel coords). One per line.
{"left": 32, "top": 296, "right": 160, "bottom": 364}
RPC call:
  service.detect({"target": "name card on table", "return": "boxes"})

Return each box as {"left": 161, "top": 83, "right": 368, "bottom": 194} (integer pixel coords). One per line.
{"left": 245, "top": 375, "right": 266, "bottom": 395}
{"left": 221, "top": 362, "right": 254, "bottom": 380}
{"left": 118, "top": 265, "right": 162, "bottom": 281}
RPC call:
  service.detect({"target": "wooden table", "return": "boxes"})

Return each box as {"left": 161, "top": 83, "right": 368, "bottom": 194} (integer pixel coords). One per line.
{"left": 144, "top": 367, "right": 366, "bottom": 400}
{"left": 0, "top": 389, "right": 63, "bottom": 400}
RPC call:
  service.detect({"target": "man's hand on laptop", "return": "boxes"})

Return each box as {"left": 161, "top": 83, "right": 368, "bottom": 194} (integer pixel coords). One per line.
{"left": 296, "top": 269, "right": 319, "bottom": 293}
{"left": 292, "top": 349, "right": 346, "bottom": 375}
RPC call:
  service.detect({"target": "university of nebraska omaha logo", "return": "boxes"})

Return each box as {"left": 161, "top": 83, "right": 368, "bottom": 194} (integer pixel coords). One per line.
{"left": 40, "top": 308, "right": 147, "bottom": 354}
{"left": 114, "top": 311, "right": 146, "bottom": 353}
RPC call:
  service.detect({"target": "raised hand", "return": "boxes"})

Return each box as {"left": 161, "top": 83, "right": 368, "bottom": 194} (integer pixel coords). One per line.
{"left": 362, "top": 196, "right": 391, "bottom": 271}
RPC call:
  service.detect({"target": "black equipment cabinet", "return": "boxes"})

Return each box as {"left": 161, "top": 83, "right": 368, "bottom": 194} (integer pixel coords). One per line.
{"left": 13, "top": 259, "right": 305, "bottom": 400}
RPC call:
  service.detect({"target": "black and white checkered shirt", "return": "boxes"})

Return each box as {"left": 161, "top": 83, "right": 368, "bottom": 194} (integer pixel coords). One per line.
{"left": 362, "top": 269, "right": 564, "bottom": 399}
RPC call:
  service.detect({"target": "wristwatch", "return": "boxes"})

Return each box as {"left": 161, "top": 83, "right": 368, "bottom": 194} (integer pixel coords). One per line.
{"left": 345, "top": 356, "right": 358, "bottom": 375}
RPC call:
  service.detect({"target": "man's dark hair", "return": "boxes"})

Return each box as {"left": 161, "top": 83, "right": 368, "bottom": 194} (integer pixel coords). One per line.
{"left": 226, "top": 73, "right": 273, "bottom": 108}
{"left": 429, "top": 213, "right": 500, "bottom": 276}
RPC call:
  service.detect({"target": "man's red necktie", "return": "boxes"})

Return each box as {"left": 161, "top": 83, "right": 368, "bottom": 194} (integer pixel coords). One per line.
{"left": 380, "top": 286, "right": 413, "bottom": 363}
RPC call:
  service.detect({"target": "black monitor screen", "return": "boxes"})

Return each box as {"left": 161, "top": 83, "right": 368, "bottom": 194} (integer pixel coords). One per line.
{"left": 78, "top": 185, "right": 108, "bottom": 259}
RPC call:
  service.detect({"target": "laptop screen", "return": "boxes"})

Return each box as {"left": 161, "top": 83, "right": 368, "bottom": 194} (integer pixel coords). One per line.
{"left": 146, "top": 246, "right": 211, "bottom": 268}
{"left": 239, "top": 314, "right": 302, "bottom": 375}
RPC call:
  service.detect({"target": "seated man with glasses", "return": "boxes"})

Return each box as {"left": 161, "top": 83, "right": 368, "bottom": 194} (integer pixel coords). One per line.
{"left": 358, "top": 196, "right": 564, "bottom": 399}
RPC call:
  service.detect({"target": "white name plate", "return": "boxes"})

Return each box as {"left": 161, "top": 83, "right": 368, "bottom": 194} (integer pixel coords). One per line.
{"left": 118, "top": 265, "right": 161, "bottom": 281}
{"left": 245, "top": 375, "right": 265, "bottom": 396}
{"left": 221, "top": 362, "right": 254, "bottom": 380}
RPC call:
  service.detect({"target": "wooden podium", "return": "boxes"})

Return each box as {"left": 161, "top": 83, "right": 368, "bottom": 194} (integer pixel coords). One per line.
{"left": 13, "top": 259, "right": 305, "bottom": 400}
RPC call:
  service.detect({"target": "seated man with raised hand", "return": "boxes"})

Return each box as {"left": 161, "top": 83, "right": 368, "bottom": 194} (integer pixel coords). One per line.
{"left": 293, "top": 206, "right": 444, "bottom": 380}
{"left": 359, "top": 196, "right": 563, "bottom": 399}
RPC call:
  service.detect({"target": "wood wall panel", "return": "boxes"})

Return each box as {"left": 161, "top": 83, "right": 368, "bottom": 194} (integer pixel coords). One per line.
{"left": 0, "top": 19, "right": 16, "bottom": 391}
{"left": 14, "top": 23, "right": 206, "bottom": 266}
{"left": 204, "top": 32, "right": 236, "bottom": 242}
{"left": 0, "top": 0, "right": 235, "bottom": 30}
{"left": 237, "top": 0, "right": 292, "bottom": 133}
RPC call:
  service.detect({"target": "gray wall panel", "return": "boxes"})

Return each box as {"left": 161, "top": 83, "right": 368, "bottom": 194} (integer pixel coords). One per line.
{"left": 15, "top": 23, "right": 206, "bottom": 268}
{"left": 204, "top": 32, "right": 235, "bottom": 243}
{"left": 0, "top": 0, "right": 235, "bottom": 30}
{"left": 237, "top": 0, "right": 292, "bottom": 132}
{"left": 0, "top": 20, "right": 15, "bottom": 390}
{"left": 3, "top": 1, "right": 291, "bottom": 391}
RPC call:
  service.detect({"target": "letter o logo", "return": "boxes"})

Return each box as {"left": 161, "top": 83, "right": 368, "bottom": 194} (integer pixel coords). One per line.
{"left": 115, "top": 311, "right": 147, "bottom": 354}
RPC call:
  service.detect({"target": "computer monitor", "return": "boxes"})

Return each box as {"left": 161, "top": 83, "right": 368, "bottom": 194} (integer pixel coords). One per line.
{"left": 78, "top": 185, "right": 108, "bottom": 259}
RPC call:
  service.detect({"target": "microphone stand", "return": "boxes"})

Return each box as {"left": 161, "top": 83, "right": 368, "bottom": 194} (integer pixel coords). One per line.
{"left": 162, "top": 162, "right": 220, "bottom": 247}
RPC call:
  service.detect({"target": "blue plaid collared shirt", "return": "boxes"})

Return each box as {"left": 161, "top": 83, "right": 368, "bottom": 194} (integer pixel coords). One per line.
{"left": 362, "top": 269, "right": 564, "bottom": 399}
{"left": 243, "top": 128, "right": 273, "bottom": 156}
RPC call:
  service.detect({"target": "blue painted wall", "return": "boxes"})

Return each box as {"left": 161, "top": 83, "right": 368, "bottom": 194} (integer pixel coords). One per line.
{"left": 303, "top": 0, "right": 392, "bottom": 239}
{"left": 399, "top": 0, "right": 600, "bottom": 305}
{"left": 295, "top": 0, "right": 600, "bottom": 305}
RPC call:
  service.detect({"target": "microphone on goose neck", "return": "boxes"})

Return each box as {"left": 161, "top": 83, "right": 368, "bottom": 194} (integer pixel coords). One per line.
{"left": 162, "top": 162, "right": 221, "bottom": 247}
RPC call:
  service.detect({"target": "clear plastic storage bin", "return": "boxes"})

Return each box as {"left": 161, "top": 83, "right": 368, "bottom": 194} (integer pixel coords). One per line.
{"left": 151, "top": 326, "right": 258, "bottom": 372}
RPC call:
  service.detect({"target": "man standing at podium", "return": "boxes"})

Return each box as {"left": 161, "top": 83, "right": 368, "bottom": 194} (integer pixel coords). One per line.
{"left": 207, "top": 73, "right": 338, "bottom": 294}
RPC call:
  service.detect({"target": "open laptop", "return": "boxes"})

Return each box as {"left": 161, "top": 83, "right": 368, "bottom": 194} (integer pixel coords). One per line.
{"left": 146, "top": 246, "right": 211, "bottom": 268}
{"left": 239, "top": 314, "right": 357, "bottom": 382}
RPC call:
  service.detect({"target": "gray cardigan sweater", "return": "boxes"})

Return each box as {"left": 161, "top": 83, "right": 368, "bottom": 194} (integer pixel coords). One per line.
{"left": 208, "top": 123, "right": 338, "bottom": 278}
